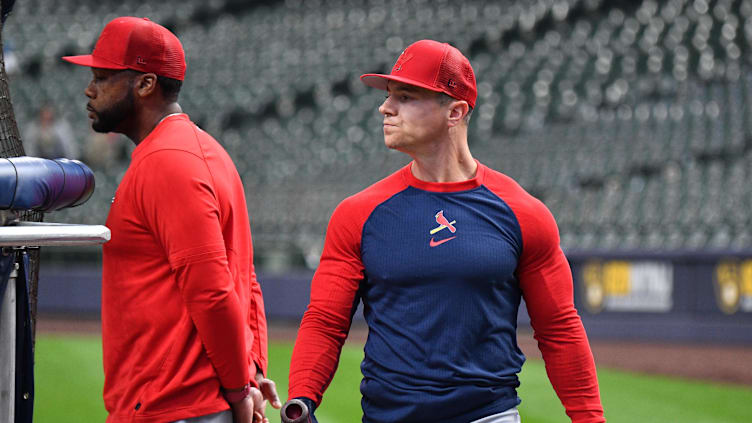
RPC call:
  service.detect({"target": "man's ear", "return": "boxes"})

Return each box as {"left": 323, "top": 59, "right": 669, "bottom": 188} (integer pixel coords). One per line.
{"left": 134, "top": 73, "right": 158, "bottom": 98}
{"left": 447, "top": 100, "right": 469, "bottom": 127}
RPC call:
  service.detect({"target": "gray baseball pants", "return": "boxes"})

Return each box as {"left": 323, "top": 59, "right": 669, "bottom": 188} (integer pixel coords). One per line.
{"left": 171, "top": 409, "right": 232, "bottom": 423}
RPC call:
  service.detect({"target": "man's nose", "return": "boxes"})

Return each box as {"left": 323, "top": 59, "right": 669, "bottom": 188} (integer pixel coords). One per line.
{"left": 379, "top": 97, "right": 394, "bottom": 116}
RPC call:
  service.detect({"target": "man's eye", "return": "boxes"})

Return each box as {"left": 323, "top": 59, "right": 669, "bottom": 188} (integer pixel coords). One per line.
{"left": 385, "top": 93, "right": 410, "bottom": 101}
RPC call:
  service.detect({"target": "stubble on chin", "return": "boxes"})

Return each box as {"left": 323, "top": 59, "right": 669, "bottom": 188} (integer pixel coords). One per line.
{"left": 383, "top": 135, "right": 400, "bottom": 151}
{"left": 384, "top": 137, "right": 411, "bottom": 155}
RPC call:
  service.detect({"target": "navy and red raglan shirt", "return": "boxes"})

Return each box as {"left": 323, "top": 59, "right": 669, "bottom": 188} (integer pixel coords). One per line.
{"left": 289, "top": 161, "right": 604, "bottom": 423}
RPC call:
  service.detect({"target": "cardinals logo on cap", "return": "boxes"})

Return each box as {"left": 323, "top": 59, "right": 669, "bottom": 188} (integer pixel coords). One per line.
{"left": 393, "top": 51, "right": 414, "bottom": 72}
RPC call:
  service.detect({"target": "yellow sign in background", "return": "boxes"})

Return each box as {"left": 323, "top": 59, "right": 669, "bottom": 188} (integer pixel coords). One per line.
{"left": 714, "top": 259, "right": 752, "bottom": 314}
{"left": 582, "top": 260, "right": 673, "bottom": 313}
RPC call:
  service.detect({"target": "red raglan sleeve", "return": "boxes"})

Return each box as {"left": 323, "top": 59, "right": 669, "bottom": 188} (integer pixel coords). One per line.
{"left": 288, "top": 197, "right": 365, "bottom": 405}
{"left": 137, "top": 151, "right": 252, "bottom": 390}
{"left": 515, "top": 198, "right": 605, "bottom": 422}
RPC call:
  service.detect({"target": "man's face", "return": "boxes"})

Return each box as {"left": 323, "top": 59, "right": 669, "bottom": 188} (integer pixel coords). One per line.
{"left": 378, "top": 81, "right": 448, "bottom": 154}
{"left": 85, "top": 68, "right": 136, "bottom": 134}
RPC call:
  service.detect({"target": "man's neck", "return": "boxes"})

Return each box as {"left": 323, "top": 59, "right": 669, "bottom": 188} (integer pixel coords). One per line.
{"left": 128, "top": 102, "right": 182, "bottom": 145}
{"left": 408, "top": 136, "right": 477, "bottom": 183}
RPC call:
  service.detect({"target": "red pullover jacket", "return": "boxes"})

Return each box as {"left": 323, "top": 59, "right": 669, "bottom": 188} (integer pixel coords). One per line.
{"left": 101, "top": 114, "right": 267, "bottom": 422}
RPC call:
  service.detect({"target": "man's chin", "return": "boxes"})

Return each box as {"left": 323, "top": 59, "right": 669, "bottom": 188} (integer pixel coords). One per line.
{"left": 384, "top": 137, "right": 402, "bottom": 150}
{"left": 385, "top": 139, "right": 410, "bottom": 153}
{"left": 92, "top": 126, "right": 113, "bottom": 134}
{"left": 91, "top": 120, "right": 114, "bottom": 134}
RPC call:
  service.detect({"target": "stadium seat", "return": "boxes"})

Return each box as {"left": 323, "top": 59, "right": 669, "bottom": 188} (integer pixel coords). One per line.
{"left": 7, "top": 0, "right": 752, "bottom": 259}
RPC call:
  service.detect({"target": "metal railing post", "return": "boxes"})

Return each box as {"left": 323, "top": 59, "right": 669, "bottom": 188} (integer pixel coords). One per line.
{"left": 0, "top": 261, "right": 18, "bottom": 421}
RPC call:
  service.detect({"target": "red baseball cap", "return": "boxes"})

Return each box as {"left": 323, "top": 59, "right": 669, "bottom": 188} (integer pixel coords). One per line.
{"left": 62, "top": 17, "right": 185, "bottom": 81}
{"left": 361, "top": 40, "right": 477, "bottom": 108}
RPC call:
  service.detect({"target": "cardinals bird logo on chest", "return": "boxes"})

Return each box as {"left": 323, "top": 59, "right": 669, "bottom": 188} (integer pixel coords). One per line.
{"left": 429, "top": 210, "right": 457, "bottom": 247}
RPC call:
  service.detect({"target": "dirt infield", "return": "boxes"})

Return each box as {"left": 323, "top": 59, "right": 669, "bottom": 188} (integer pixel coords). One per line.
{"left": 36, "top": 317, "right": 752, "bottom": 386}
{"left": 516, "top": 331, "right": 752, "bottom": 386}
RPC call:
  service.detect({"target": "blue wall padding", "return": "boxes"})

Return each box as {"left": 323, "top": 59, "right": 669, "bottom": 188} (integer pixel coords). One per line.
{"left": 0, "top": 157, "right": 95, "bottom": 212}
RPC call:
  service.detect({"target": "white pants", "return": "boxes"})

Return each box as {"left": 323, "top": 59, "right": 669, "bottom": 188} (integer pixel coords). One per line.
{"left": 471, "top": 407, "right": 521, "bottom": 423}
{"left": 171, "top": 409, "right": 233, "bottom": 423}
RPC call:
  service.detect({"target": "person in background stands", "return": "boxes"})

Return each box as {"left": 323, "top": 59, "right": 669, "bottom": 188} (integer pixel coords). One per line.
{"left": 23, "top": 104, "right": 78, "bottom": 159}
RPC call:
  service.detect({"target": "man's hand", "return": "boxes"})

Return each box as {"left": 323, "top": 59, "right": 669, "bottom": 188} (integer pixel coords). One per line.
{"left": 255, "top": 373, "right": 282, "bottom": 410}
{"left": 228, "top": 373, "right": 281, "bottom": 422}
{"left": 229, "top": 395, "right": 260, "bottom": 423}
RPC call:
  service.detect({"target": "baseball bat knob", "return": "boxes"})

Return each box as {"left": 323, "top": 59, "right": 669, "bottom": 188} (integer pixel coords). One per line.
{"left": 281, "top": 398, "right": 310, "bottom": 423}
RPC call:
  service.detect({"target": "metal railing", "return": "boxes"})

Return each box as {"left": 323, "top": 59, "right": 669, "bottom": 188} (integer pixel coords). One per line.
{"left": 0, "top": 222, "right": 109, "bottom": 421}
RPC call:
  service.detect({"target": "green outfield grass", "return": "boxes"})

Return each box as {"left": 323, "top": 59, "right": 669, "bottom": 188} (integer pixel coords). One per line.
{"left": 34, "top": 335, "right": 752, "bottom": 423}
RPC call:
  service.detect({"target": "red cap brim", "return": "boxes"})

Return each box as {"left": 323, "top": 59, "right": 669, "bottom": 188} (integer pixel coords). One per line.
{"left": 61, "top": 54, "right": 129, "bottom": 70}
{"left": 360, "top": 73, "right": 445, "bottom": 94}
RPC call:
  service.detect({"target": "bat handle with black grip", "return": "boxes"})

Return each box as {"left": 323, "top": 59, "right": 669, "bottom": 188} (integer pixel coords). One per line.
{"left": 280, "top": 398, "right": 312, "bottom": 423}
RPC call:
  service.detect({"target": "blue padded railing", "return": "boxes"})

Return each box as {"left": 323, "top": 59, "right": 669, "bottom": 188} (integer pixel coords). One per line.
{"left": 0, "top": 157, "right": 94, "bottom": 212}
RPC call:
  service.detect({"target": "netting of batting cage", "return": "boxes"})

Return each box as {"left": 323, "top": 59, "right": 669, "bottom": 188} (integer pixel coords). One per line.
{"left": 0, "top": 0, "right": 43, "bottom": 346}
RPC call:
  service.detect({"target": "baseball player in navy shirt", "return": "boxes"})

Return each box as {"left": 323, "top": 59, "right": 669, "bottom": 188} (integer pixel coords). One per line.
{"left": 284, "top": 40, "right": 606, "bottom": 423}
